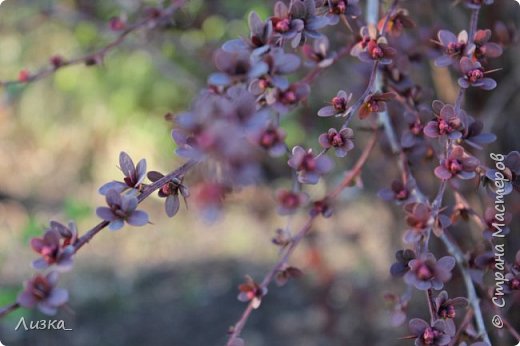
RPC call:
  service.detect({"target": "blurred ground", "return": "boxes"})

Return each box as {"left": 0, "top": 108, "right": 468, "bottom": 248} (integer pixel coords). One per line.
{"left": 0, "top": 0, "right": 519, "bottom": 345}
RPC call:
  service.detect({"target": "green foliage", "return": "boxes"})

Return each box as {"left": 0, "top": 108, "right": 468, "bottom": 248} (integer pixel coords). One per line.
{"left": 63, "top": 198, "right": 92, "bottom": 221}
{"left": 21, "top": 216, "right": 42, "bottom": 244}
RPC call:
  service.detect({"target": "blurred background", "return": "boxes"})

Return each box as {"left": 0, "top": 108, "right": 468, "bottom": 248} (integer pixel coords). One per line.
{"left": 0, "top": 0, "right": 518, "bottom": 345}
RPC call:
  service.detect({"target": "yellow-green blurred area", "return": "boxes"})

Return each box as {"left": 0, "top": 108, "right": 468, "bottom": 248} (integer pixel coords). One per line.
{"left": 0, "top": 1, "right": 519, "bottom": 345}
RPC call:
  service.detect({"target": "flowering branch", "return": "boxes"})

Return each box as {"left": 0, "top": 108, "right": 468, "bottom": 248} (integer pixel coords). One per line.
{"left": 0, "top": 0, "right": 187, "bottom": 87}
{"left": 0, "top": 158, "right": 198, "bottom": 318}
{"left": 226, "top": 132, "right": 378, "bottom": 345}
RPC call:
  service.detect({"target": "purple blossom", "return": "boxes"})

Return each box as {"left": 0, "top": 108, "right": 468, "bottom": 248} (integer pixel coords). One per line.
{"left": 317, "top": 90, "right": 352, "bottom": 117}
{"left": 461, "top": 116, "right": 496, "bottom": 149}
{"left": 275, "top": 266, "right": 303, "bottom": 286}
{"left": 351, "top": 26, "right": 396, "bottom": 65}
{"left": 288, "top": 146, "right": 334, "bottom": 184}
{"left": 434, "top": 145, "right": 480, "bottom": 180}
{"left": 147, "top": 171, "right": 189, "bottom": 218}
{"left": 222, "top": 12, "right": 273, "bottom": 54}
{"left": 248, "top": 48, "right": 301, "bottom": 95}
{"left": 251, "top": 123, "right": 287, "bottom": 157}
{"left": 378, "top": 180, "right": 411, "bottom": 203}
{"left": 310, "top": 197, "right": 333, "bottom": 218}
{"left": 400, "top": 109, "right": 427, "bottom": 149}
{"left": 390, "top": 249, "right": 416, "bottom": 277}
{"left": 173, "top": 86, "right": 268, "bottom": 185}
{"left": 275, "top": 189, "right": 309, "bottom": 215}
{"left": 404, "top": 253, "right": 456, "bottom": 290}
{"left": 316, "top": 0, "right": 361, "bottom": 25}
{"left": 302, "top": 35, "right": 335, "bottom": 68}
{"left": 318, "top": 128, "right": 354, "bottom": 157}
{"left": 270, "top": 1, "right": 303, "bottom": 46}
{"left": 403, "top": 202, "right": 431, "bottom": 244}
{"left": 505, "top": 272, "right": 520, "bottom": 293}
{"left": 434, "top": 291, "right": 468, "bottom": 336}
{"left": 377, "top": 8, "right": 415, "bottom": 37}
{"left": 473, "top": 29, "right": 503, "bottom": 62}
{"left": 484, "top": 151, "right": 520, "bottom": 194}
{"left": 272, "top": 228, "right": 292, "bottom": 247}
{"left": 434, "top": 30, "right": 473, "bottom": 67}
{"left": 269, "top": 0, "right": 328, "bottom": 48}
{"left": 17, "top": 272, "right": 68, "bottom": 316}
{"left": 30, "top": 221, "right": 77, "bottom": 271}
{"left": 409, "top": 318, "right": 452, "bottom": 346}
{"left": 359, "top": 92, "right": 396, "bottom": 119}
{"left": 458, "top": 57, "right": 497, "bottom": 91}
{"left": 96, "top": 190, "right": 149, "bottom": 230}
{"left": 266, "top": 82, "right": 310, "bottom": 114}
{"left": 208, "top": 49, "right": 268, "bottom": 87}
{"left": 237, "top": 275, "right": 267, "bottom": 309}
{"left": 99, "top": 151, "right": 147, "bottom": 195}
{"left": 424, "top": 101, "right": 466, "bottom": 140}
{"left": 286, "top": 0, "right": 329, "bottom": 46}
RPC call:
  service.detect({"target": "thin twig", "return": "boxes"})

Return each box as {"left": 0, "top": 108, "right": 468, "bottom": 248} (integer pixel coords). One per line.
{"left": 440, "top": 233, "right": 491, "bottom": 345}
{"left": 0, "top": 302, "right": 20, "bottom": 318}
{"left": 226, "top": 132, "right": 379, "bottom": 345}
{"left": 426, "top": 289, "right": 436, "bottom": 324}
{"left": 0, "top": 0, "right": 187, "bottom": 88}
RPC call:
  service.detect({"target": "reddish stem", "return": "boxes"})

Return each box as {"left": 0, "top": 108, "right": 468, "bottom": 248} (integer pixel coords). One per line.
{"left": 0, "top": 158, "right": 198, "bottom": 318}
{"left": 0, "top": 0, "right": 187, "bottom": 87}
{"left": 226, "top": 131, "right": 379, "bottom": 345}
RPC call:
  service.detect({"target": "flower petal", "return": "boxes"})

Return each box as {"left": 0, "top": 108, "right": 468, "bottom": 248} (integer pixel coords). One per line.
{"left": 96, "top": 207, "right": 116, "bottom": 221}
{"left": 47, "top": 288, "right": 69, "bottom": 306}
{"left": 119, "top": 151, "right": 135, "bottom": 177}
{"left": 165, "top": 195, "right": 180, "bottom": 218}
{"left": 127, "top": 210, "right": 149, "bottom": 226}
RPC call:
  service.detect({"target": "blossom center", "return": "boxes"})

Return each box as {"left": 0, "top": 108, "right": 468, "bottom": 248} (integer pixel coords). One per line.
{"left": 448, "top": 159, "right": 463, "bottom": 174}
{"left": 447, "top": 42, "right": 464, "bottom": 55}
{"left": 367, "top": 100, "right": 380, "bottom": 112}
{"left": 370, "top": 46, "right": 384, "bottom": 59}
{"left": 395, "top": 189, "right": 409, "bottom": 201}
{"left": 260, "top": 129, "right": 279, "bottom": 148}
{"left": 330, "top": 0, "right": 347, "bottom": 14}
{"left": 282, "top": 193, "right": 299, "bottom": 209}
{"left": 332, "top": 96, "right": 347, "bottom": 111}
{"left": 438, "top": 119, "right": 453, "bottom": 135}
{"left": 410, "top": 121, "right": 423, "bottom": 136}
{"left": 422, "top": 327, "right": 436, "bottom": 345}
{"left": 511, "top": 278, "right": 520, "bottom": 290}
{"left": 258, "top": 78, "right": 270, "bottom": 90}
{"left": 281, "top": 90, "right": 297, "bottom": 104}
{"left": 439, "top": 305, "right": 456, "bottom": 319}
{"left": 416, "top": 263, "right": 433, "bottom": 280}
{"left": 468, "top": 68, "right": 484, "bottom": 83}
{"left": 330, "top": 133, "right": 344, "bottom": 147}
{"left": 274, "top": 18, "right": 290, "bottom": 33}
{"left": 301, "top": 153, "right": 317, "bottom": 171}
{"left": 33, "top": 281, "right": 51, "bottom": 300}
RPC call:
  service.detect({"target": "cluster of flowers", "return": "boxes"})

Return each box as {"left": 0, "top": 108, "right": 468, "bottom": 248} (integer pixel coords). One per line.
{"left": 375, "top": 1, "right": 520, "bottom": 345}
{"left": 17, "top": 151, "right": 191, "bottom": 315}
{"left": 5, "top": 1, "right": 519, "bottom": 346}
{"left": 171, "top": 0, "right": 368, "bottom": 222}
